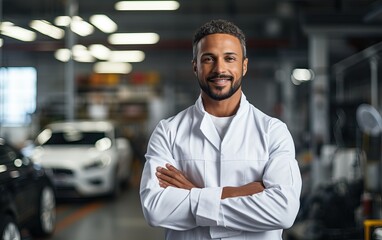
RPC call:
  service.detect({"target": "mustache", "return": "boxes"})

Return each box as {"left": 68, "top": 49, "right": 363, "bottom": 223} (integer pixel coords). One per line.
{"left": 207, "top": 74, "right": 234, "bottom": 81}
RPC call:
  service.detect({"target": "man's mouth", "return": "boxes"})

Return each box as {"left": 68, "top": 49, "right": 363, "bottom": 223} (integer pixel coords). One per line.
{"left": 207, "top": 75, "right": 233, "bottom": 85}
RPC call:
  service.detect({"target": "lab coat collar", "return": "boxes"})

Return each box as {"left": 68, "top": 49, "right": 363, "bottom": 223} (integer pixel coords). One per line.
{"left": 195, "top": 92, "right": 249, "bottom": 118}
{"left": 196, "top": 92, "right": 249, "bottom": 150}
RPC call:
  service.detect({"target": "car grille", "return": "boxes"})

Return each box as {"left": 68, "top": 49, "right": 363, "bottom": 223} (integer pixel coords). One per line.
{"left": 52, "top": 168, "right": 74, "bottom": 176}
{"left": 55, "top": 186, "right": 81, "bottom": 198}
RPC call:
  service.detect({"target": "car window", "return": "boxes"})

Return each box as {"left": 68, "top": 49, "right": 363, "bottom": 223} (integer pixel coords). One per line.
{"left": 43, "top": 131, "right": 106, "bottom": 145}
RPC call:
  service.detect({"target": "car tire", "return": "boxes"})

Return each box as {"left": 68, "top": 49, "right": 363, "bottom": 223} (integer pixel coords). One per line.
{"left": 29, "top": 184, "right": 56, "bottom": 237}
{"left": 0, "top": 215, "right": 21, "bottom": 240}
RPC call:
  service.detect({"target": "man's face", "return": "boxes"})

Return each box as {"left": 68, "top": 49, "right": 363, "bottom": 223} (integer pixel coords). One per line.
{"left": 192, "top": 33, "right": 248, "bottom": 101}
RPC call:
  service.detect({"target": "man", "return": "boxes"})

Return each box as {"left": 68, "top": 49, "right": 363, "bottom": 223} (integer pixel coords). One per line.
{"left": 140, "top": 19, "right": 302, "bottom": 239}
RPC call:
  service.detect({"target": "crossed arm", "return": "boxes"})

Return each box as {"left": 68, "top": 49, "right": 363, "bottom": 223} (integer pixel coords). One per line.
{"left": 156, "top": 163, "right": 265, "bottom": 199}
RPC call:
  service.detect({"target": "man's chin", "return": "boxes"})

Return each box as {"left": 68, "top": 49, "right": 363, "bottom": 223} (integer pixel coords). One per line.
{"left": 209, "top": 92, "right": 232, "bottom": 101}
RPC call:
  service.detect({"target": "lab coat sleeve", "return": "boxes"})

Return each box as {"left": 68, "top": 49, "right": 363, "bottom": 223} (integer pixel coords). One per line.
{"left": 140, "top": 120, "right": 223, "bottom": 230}
{"left": 212, "top": 121, "right": 302, "bottom": 234}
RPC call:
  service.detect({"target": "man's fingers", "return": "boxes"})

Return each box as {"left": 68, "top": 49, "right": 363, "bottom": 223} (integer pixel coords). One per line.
{"left": 163, "top": 164, "right": 191, "bottom": 183}
{"left": 158, "top": 179, "right": 173, "bottom": 188}
{"left": 156, "top": 165, "right": 196, "bottom": 190}
{"left": 156, "top": 170, "right": 182, "bottom": 186}
{"left": 157, "top": 165, "right": 184, "bottom": 181}
{"left": 165, "top": 163, "right": 180, "bottom": 172}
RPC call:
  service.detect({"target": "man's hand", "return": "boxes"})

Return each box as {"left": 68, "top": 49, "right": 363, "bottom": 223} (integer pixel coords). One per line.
{"left": 156, "top": 163, "right": 198, "bottom": 190}
{"left": 156, "top": 163, "right": 265, "bottom": 199}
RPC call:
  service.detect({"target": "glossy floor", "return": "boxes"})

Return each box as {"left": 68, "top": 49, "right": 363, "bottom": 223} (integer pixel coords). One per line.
{"left": 25, "top": 187, "right": 164, "bottom": 240}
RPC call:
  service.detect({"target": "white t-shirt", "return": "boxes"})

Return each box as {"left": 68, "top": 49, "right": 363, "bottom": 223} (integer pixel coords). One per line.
{"left": 209, "top": 113, "right": 234, "bottom": 139}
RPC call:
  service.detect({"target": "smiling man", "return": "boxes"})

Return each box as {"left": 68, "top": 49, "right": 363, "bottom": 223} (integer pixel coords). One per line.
{"left": 140, "top": 19, "right": 302, "bottom": 240}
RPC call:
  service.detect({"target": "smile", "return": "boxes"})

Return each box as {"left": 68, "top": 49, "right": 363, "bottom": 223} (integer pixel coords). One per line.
{"left": 209, "top": 78, "right": 231, "bottom": 87}
{"left": 207, "top": 74, "right": 233, "bottom": 85}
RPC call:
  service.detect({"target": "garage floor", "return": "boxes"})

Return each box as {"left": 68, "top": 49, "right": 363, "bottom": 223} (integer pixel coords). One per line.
{"left": 25, "top": 186, "right": 164, "bottom": 240}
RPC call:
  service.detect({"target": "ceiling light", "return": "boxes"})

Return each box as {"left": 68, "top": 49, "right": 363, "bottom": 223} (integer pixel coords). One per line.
{"left": 30, "top": 20, "right": 65, "bottom": 39}
{"left": 72, "top": 44, "right": 95, "bottom": 62}
{"left": 71, "top": 16, "right": 94, "bottom": 36}
{"left": 72, "top": 44, "right": 87, "bottom": 55}
{"left": 93, "top": 62, "right": 132, "bottom": 74}
{"left": 74, "top": 53, "right": 95, "bottom": 63}
{"left": 108, "top": 50, "right": 145, "bottom": 62}
{"left": 55, "top": 46, "right": 96, "bottom": 63}
{"left": 108, "top": 33, "right": 159, "bottom": 45}
{"left": 0, "top": 22, "right": 36, "bottom": 42}
{"left": 89, "top": 44, "right": 111, "bottom": 60}
{"left": 54, "top": 16, "right": 95, "bottom": 36}
{"left": 54, "top": 16, "right": 71, "bottom": 26}
{"left": 55, "top": 48, "right": 71, "bottom": 62}
{"left": 89, "top": 15, "right": 117, "bottom": 33}
{"left": 291, "top": 68, "right": 315, "bottom": 85}
{"left": 115, "top": 1, "right": 179, "bottom": 11}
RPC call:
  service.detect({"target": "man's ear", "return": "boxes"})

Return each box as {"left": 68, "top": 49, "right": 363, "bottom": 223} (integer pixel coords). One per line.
{"left": 192, "top": 60, "right": 197, "bottom": 75}
{"left": 243, "top": 58, "right": 248, "bottom": 76}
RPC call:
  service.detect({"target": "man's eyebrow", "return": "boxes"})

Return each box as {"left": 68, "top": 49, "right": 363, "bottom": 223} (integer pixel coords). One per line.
{"left": 224, "top": 52, "right": 238, "bottom": 55}
{"left": 200, "top": 52, "right": 238, "bottom": 56}
{"left": 200, "top": 53, "right": 214, "bottom": 57}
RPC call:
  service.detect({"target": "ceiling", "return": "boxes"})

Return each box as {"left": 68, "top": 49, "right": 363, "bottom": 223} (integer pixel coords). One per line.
{"left": 2, "top": 0, "right": 382, "bottom": 55}
{"left": 1, "top": 0, "right": 382, "bottom": 120}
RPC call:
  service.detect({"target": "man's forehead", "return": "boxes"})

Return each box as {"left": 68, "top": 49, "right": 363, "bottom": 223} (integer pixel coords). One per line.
{"left": 198, "top": 34, "right": 240, "bottom": 47}
{"left": 197, "top": 34, "right": 242, "bottom": 55}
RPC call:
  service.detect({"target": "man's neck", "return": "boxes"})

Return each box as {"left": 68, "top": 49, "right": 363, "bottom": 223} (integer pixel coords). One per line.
{"left": 201, "top": 91, "right": 241, "bottom": 117}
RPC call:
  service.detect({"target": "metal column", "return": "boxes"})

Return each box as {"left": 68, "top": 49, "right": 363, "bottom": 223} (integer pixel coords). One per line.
{"left": 65, "top": 0, "right": 77, "bottom": 120}
{"left": 309, "top": 34, "right": 329, "bottom": 189}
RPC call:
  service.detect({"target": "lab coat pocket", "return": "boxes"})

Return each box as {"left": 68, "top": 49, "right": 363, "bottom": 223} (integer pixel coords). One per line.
{"left": 220, "top": 159, "right": 267, "bottom": 186}
{"left": 177, "top": 155, "right": 206, "bottom": 188}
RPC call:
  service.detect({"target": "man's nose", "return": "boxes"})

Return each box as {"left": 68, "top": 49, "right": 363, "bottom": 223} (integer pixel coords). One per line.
{"left": 213, "top": 59, "right": 227, "bottom": 74}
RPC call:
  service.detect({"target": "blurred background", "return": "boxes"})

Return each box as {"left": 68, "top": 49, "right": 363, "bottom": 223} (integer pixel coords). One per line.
{"left": 1, "top": 0, "right": 382, "bottom": 239}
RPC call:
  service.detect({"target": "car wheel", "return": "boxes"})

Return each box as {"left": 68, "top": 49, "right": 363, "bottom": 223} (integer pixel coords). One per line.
{"left": 29, "top": 185, "right": 56, "bottom": 237}
{"left": 0, "top": 215, "right": 21, "bottom": 240}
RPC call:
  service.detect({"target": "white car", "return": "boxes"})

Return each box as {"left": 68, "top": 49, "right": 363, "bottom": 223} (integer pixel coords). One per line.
{"left": 31, "top": 120, "right": 133, "bottom": 198}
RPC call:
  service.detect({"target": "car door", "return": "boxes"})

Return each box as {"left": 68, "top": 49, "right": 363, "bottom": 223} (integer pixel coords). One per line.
{"left": 0, "top": 144, "right": 38, "bottom": 223}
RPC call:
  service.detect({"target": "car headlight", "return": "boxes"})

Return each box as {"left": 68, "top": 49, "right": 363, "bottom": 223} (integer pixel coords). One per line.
{"left": 83, "top": 156, "right": 111, "bottom": 170}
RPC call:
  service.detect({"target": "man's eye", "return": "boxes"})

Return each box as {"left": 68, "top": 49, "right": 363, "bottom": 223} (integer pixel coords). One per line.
{"left": 226, "top": 57, "right": 236, "bottom": 62}
{"left": 202, "top": 57, "right": 213, "bottom": 62}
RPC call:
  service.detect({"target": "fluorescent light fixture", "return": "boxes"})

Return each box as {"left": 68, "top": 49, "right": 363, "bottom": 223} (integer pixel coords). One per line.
{"left": 55, "top": 45, "right": 95, "bottom": 62}
{"left": 74, "top": 53, "right": 95, "bottom": 62}
{"left": 71, "top": 16, "right": 94, "bottom": 36}
{"left": 30, "top": 20, "right": 65, "bottom": 39}
{"left": 89, "top": 14, "right": 117, "bottom": 33}
{"left": 0, "top": 165, "right": 7, "bottom": 173}
{"left": 0, "top": 22, "right": 36, "bottom": 42}
{"left": 72, "top": 44, "right": 87, "bottom": 53}
{"left": 108, "top": 50, "right": 145, "bottom": 62}
{"left": 291, "top": 68, "right": 315, "bottom": 85}
{"left": 54, "top": 16, "right": 71, "bottom": 26}
{"left": 89, "top": 44, "right": 111, "bottom": 60}
{"left": 115, "top": 1, "right": 179, "bottom": 11}
{"left": 55, "top": 48, "right": 71, "bottom": 62}
{"left": 108, "top": 32, "right": 159, "bottom": 45}
{"left": 54, "top": 16, "right": 94, "bottom": 36}
{"left": 93, "top": 62, "right": 132, "bottom": 74}
{"left": 72, "top": 44, "right": 95, "bottom": 62}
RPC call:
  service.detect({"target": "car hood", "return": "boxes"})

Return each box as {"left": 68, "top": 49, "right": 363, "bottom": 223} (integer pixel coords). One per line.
{"left": 31, "top": 146, "right": 108, "bottom": 168}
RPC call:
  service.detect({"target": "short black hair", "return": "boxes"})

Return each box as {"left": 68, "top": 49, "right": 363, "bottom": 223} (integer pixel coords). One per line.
{"left": 192, "top": 19, "right": 247, "bottom": 60}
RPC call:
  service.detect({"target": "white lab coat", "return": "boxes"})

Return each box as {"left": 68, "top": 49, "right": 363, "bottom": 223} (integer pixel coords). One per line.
{"left": 140, "top": 93, "right": 302, "bottom": 240}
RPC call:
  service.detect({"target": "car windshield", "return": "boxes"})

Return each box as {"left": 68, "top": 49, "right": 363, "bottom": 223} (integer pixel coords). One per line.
{"left": 42, "top": 131, "right": 106, "bottom": 145}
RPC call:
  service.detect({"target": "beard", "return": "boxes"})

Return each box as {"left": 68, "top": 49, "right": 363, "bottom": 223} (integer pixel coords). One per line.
{"left": 197, "top": 73, "right": 243, "bottom": 101}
